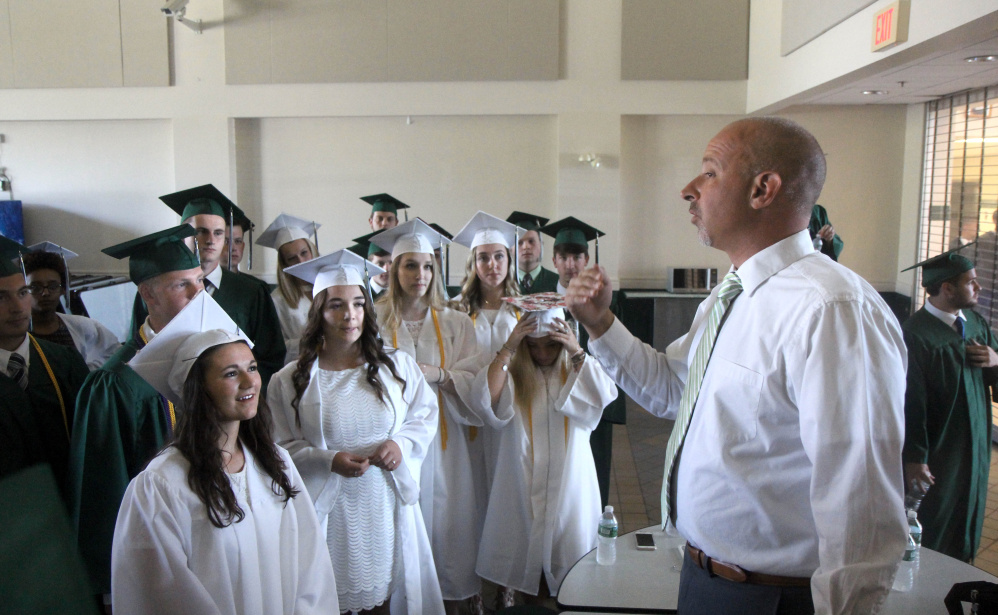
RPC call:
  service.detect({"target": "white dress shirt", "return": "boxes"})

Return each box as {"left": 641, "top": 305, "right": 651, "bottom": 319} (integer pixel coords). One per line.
{"left": 923, "top": 299, "right": 965, "bottom": 333}
{"left": 0, "top": 334, "right": 31, "bottom": 379}
{"left": 203, "top": 263, "right": 223, "bottom": 295}
{"left": 588, "top": 230, "right": 908, "bottom": 614}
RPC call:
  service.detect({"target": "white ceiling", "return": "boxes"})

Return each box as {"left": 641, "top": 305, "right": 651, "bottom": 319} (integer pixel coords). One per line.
{"left": 804, "top": 32, "right": 998, "bottom": 105}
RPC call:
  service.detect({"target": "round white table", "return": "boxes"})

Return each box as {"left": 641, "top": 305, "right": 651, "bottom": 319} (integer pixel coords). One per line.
{"left": 556, "top": 525, "right": 998, "bottom": 614}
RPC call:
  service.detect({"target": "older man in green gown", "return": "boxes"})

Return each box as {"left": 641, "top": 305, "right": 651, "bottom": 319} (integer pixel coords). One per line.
{"left": 902, "top": 247, "right": 998, "bottom": 562}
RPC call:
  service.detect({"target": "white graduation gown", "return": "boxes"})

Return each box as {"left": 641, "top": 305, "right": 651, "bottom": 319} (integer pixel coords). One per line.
{"left": 268, "top": 352, "right": 445, "bottom": 615}
{"left": 272, "top": 289, "right": 310, "bottom": 365}
{"left": 476, "top": 356, "right": 617, "bottom": 596}
{"left": 376, "top": 305, "right": 499, "bottom": 600}
{"left": 467, "top": 304, "right": 520, "bottom": 508}
{"left": 111, "top": 446, "right": 339, "bottom": 615}
{"left": 57, "top": 312, "right": 122, "bottom": 371}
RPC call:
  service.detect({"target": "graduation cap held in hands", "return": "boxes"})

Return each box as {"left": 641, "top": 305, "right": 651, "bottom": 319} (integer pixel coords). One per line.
{"left": 128, "top": 291, "right": 252, "bottom": 405}
{"left": 902, "top": 242, "right": 977, "bottom": 288}
{"left": 101, "top": 225, "right": 200, "bottom": 285}
{"left": 502, "top": 292, "right": 567, "bottom": 337}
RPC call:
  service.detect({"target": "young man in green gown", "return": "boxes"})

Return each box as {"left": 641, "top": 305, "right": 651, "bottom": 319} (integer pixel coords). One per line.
{"left": 131, "top": 185, "right": 286, "bottom": 387}
{"left": 507, "top": 211, "right": 559, "bottom": 294}
{"left": 902, "top": 247, "right": 998, "bottom": 562}
{"left": 0, "top": 235, "right": 88, "bottom": 503}
{"left": 69, "top": 225, "right": 204, "bottom": 604}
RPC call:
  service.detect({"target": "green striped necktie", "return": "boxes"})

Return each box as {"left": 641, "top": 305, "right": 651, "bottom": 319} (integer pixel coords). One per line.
{"left": 661, "top": 271, "right": 743, "bottom": 525}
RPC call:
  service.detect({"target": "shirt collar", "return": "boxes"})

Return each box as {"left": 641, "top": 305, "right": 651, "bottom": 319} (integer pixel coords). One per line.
{"left": 141, "top": 316, "right": 159, "bottom": 341}
{"left": 924, "top": 299, "right": 963, "bottom": 328}
{"left": 557, "top": 280, "right": 567, "bottom": 294}
{"left": 205, "top": 263, "right": 223, "bottom": 290}
{"left": 519, "top": 264, "right": 543, "bottom": 281}
{"left": 734, "top": 229, "right": 815, "bottom": 296}
{"left": 0, "top": 334, "right": 31, "bottom": 376}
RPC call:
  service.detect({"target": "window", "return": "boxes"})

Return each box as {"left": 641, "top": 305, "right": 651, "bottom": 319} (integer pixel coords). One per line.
{"left": 918, "top": 87, "right": 998, "bottom": 324}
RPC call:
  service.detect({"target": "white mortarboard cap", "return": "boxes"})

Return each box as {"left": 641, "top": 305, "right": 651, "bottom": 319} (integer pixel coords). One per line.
{"left": 502, "top": 292, "right": 567, "bottom": 337}
{"left": 284, "top": 249, "right": 386, "bottom": 297}
{"left": 28, "top": 242, "right": 79, "bottom": 260}
{"left": 255, "top": 214, "right": 320, "bottom": 251}
{"left": 370, "top": 218, "right": 451, "bottom": 261}
{"left": 452, "top": 211, "right": 518, "bottom": 250}
{"left": 128, "top": 292, "right": 252, "bottom": 404}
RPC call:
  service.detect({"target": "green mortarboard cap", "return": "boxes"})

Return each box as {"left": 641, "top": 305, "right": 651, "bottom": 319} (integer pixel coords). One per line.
{"left": 361, "top": 193, "right": 410, "bottom": 215}
{"left": 901, "top": 242, "right": 977, "bottom": 288}
{"left": 352, "top": 230, "right": 389, "bottom": 258}
{"left": 540, "top": 216, "right": 605, "bottom": 248}
{"left": 159, "top": 184, "right": 238, "bottom": 222}
{"left": 506, "top": 211, "right": 549, "bottom": 231}
{"left": 102, "top": 225, "right": 200, "bottom": 285}
{"left": 230, "top": 204, "right": 254, "bottom": 232}
{"left": 0, "top": 235, "right": 26, "bottom": 278}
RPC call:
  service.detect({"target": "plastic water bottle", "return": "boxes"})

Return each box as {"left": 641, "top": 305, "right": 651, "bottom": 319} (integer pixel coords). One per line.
{"left": 812, "top": 236, "right": 823, "bottom": 252}
{"left": 596, "top": 505, "right": 618, "bottom": 565}
{"left": 892, "top": 527, "right": 920, "bottom": 592}
{"left": 904, "top": 478, "right": 930, "bottom": 513}
{"left": 907, "top": 510, "right": 922, "bottom": 549}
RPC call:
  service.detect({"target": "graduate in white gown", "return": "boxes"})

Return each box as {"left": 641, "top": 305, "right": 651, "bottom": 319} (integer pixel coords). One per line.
{"left": 269, "top": 250, "right": 444, "bottom": 615}
{"left": 256, "top": 214, "right": 321, "bottom": 365}
{"left": 371, "top": 220, "right": 500, "bottom": 615}
{"left": 112, "top": 297, "right": 339, "bottom": 615}
{"left": 478, "top": 303, "right": 617, "bottom": 602}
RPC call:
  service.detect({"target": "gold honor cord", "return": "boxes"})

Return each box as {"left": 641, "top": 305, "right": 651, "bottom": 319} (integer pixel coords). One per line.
{"left": 523, "top": 363, "right": 569, "bottom": 466}
{"left": 27, "top": 334, "right": 69, "bottom": 440}
{"left": 137, "top": 328, "right": 177, "bottom": 432}
{"left": 394, "top": 309, "right": 452, "bottom": 449}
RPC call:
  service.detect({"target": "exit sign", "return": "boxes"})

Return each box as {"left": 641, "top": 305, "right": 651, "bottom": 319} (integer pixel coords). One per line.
{"left": 872, "top": 1, "right": 909, "bottom": 52}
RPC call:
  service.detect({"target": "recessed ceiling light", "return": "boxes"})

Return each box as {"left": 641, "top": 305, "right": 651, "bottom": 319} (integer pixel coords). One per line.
{"left": 862, "top": 90, "right": 888, "bottom": 95}
{"left": 965, "top": 55, "right": 998, "bottom": 63}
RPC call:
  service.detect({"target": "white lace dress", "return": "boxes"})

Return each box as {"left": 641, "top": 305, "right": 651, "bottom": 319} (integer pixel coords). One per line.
{"left": 319, "top": 366, "right": 400, "bottom": 612}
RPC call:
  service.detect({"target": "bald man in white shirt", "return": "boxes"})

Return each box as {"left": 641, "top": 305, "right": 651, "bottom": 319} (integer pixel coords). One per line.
{"left": 566, "top": 117, "right": 908, "bottom": 615}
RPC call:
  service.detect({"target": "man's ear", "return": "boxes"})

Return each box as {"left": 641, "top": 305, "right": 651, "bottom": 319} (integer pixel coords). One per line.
{"left": 749, "top": 171, "right": 782, "bottom": 211}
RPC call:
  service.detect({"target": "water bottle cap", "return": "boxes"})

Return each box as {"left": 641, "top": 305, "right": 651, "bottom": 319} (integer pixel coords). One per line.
{"left": 907, "top": 510, "right": 917, "bottom": 521}
{"left": 605, "top": 505, "right": 613, "bottom": 514}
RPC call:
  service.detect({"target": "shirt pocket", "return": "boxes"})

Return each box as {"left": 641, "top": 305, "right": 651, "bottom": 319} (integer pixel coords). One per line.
{"left": 702, "top": 357, "right": 763, "bottom": 443}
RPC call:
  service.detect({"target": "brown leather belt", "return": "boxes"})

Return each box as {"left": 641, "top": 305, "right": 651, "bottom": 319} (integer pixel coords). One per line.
{"left": 686, "top": 543, "right": 811, "bottom": 588}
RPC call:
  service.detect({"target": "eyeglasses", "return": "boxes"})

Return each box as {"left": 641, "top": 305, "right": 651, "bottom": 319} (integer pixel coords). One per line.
{"left": 28, "top": 283, "right": 64, "bottom": 295}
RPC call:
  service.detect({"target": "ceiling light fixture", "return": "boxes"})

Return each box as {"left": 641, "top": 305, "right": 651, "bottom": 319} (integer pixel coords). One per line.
{"left": 965, "top": 55, "right": 998, "bottom": 63}
{"left": 862, "top": 90, "right": 888, "bottom": 96}
{"left": 578, "top": 153, "right": 601, "bottom": 168}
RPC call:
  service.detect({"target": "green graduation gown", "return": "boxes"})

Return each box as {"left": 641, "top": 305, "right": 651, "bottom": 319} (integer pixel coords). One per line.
{"left": 0, "top": 465, "right": 98, "bottom": 615}
{"left": 520, "top": 267, "right": 559, "bottom": 294}
{"left": 68, "top": 335, "right": 176, "bottom": 594}
{"left": 130, "top": 267, "right": 286, "bottom": 387}
{"left": 0, "top": 336, "right": 87, "bottom": 491}
{"left": 902, "top": 307, "right": 995, "bottom": 562}
{"left": 808, "top": 204, "right": 844, "bottom": 261}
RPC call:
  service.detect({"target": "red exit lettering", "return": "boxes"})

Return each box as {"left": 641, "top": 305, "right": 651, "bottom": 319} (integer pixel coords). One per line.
{"left": 876, "top": 8, "right": 894, "bottom": 46}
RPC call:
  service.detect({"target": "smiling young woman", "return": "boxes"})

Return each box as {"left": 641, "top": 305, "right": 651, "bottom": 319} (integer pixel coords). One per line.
{"left": 112, "top": 326, "right": 339, "bottom": 615}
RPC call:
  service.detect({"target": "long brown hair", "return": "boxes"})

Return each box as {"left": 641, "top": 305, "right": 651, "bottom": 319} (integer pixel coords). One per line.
{"left": 276, "top": 239, "right": 319, "bottom": 307}
{"left": 173, "top": 341, "right": 299, "bottom": 529}
{"left": 290, "top": 286, "right": 406, "bottom": 427}
{"left": 509, "top": 336, "right": 569, "bottom": 412}
{"left": 458, "top": 245, "right": 520, "bottom": 318}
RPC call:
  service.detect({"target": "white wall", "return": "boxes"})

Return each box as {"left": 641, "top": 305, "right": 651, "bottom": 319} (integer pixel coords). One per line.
{"left": 621, "top": 106, "right": 909, "bottom": 290}
{"left": 236, "top": 115, "right": 558, "bottom": 284}
{"left": 0, "top": 120, "right": 176, "bottom": 272}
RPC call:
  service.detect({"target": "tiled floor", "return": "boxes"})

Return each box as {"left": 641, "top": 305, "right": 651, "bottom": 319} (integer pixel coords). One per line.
{"left": 606, "top": 397, "right": 998, "bottom": 577}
